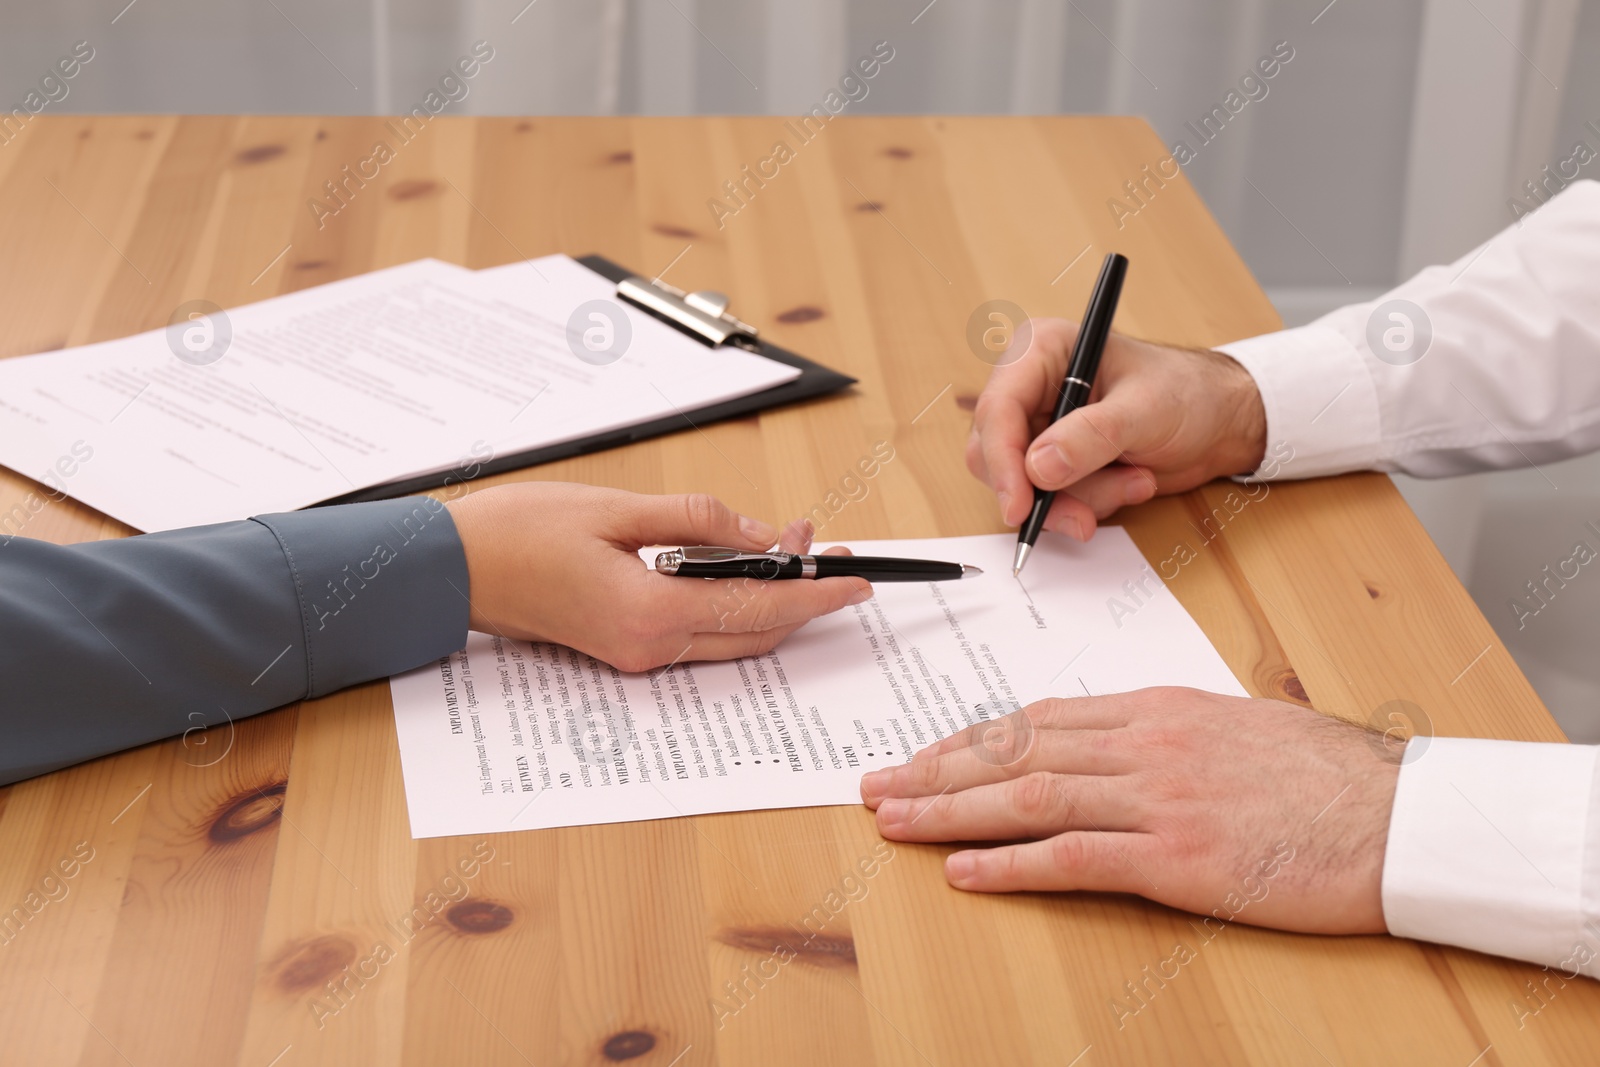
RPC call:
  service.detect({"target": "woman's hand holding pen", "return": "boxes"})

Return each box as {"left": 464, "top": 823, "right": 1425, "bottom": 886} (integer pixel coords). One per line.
{"left": 966, "top": 319, "right": 1268, "bottom": 540}
{"left": 445, "top": 483, "right": 871, "bottom": 673}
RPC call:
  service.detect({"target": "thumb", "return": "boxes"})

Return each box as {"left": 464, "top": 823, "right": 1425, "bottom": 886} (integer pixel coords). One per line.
{"left": 615, "top": 492, "right": 777, "bottom": 550}
{"left": 1024, "top": 386, "right": 1159, "bottom": 492}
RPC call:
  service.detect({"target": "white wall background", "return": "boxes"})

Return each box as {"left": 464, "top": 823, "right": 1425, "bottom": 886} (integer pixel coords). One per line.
{"left": 6, "top": 0, "right": 1600, "bottom": 738}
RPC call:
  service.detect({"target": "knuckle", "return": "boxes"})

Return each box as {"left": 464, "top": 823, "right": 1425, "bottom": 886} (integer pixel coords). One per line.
{"left": 741, "top": 589, "right": 783, "bottom": 632}
{"left": 1153, "top": 817, "right": 1207, "bottom": 864}
{"left": 1013, "top": 773, "right": 1060, "bottom": 818}
{"left": 1048, "top": 833, "right": 1087, "bottom": 870}
{"left": 1129, "top": 719, "right": 1181, "bottom": 759}
{"left": 1084, "top": 403, "right": 1125, "bottom": 449}
{"left": 1129, "top": 687, "right": 1180, "bottom": 723}
{"left": 744, "top": 629, "right": 786, "bottom": 658}
{"left": 964, "top": 435, "right": 986, "bottom": 477}
{"left": 1135, "top": 763, "right": 1187, "bottom": 805}
{"left": 1024, "top": 698, "right": 1066, "bottom": 728}
{"left": 680, "top": 492, "right": 725, "bottom": 537}
{"left": 906, "top": 755, "right": 945, "bottom": 794}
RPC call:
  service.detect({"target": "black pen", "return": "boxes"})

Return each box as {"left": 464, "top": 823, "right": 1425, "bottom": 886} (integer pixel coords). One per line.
{"left": 655, "top": 547, "right": 982, "bottom": 582}
{"left": 1013, "top": 251, "right": 1129, "bottom": 576}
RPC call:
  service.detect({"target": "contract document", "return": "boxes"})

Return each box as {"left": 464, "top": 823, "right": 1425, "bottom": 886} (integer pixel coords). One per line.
{"left": 389, "top": 530, "right": 1246, "bottom": 839}
{"left": 0, "top": 255, "right": 799, "bottom": 532}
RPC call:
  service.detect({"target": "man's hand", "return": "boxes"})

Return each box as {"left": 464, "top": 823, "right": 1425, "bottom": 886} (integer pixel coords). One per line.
{"left": 860, "top": 688, "right": 1401, "bottom": 935}
{"left": 967, "top": 320, "right": 1268, "bottom": 540}
{"left": 446, "top": 483, "right": 870, "bottom": 672}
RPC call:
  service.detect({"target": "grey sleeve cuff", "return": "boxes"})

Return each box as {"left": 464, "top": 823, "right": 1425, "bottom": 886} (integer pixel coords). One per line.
{"left": 251, "top": 496, "right": 471, "bottom": 699}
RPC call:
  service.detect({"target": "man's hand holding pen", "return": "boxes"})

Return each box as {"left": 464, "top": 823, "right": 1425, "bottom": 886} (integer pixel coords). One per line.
{"left": 969, "top": 321, "right": 1267, "bottom": 544}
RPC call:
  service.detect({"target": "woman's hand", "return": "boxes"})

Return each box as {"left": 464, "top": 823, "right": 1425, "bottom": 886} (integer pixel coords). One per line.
{"left": 446, "top": 482, "right": 870, "bottom": 672}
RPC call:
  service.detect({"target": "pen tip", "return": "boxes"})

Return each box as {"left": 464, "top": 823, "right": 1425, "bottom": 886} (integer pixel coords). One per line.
{"left": 1012, "top": 542, "right": 1032, "bottom": 577}
{"left": 963, "top": 565, "right": 984, "bottom": 578}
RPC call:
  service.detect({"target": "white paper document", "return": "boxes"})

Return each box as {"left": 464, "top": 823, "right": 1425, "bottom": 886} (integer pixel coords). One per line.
{"left": 0, "top": 255, "right": 799, "bottom": 531}
{"left": 389, "top": 530, "right": 1246, "bottom": 839}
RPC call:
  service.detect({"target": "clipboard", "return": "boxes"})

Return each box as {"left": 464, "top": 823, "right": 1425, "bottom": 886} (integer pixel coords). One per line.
{"left": 329, "top": 254, "right": 857, "bottom": 505}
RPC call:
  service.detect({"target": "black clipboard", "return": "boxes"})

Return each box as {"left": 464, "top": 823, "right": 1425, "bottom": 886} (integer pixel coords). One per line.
{"left": 326, "top": 254, "right": 856, "bottom": 506}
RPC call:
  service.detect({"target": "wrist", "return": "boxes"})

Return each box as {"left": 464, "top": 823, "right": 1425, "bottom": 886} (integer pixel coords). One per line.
{"left": 1348, "top": 753, "right": 1402, "bottom": 934}
{"left": 445, "top": 490, "right": 508, "bottom": 633}
{"left": 1208, "top": 349, "right": 1267, "bottom": 476}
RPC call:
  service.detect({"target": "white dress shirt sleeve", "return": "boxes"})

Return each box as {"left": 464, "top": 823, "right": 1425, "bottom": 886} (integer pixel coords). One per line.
{"left": 1382, "top": 738, "right": 1600, "bottom": 977}
{"left": 1216, "top": 179, "right": 1600, "bottom": 481}
{"left": 1208, "top": 181, "right": 1600, "bottom": 974}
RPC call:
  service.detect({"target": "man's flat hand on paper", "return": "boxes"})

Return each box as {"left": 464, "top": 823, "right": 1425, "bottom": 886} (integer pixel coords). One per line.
{"left": 447, "top": 483, "right": 870, "bottom": 673}
{"left": 967, "top": 320, "right": 1269, "bottom": 540}
{"left": 860, "top": 689, "right": 1400, "bottom": 935}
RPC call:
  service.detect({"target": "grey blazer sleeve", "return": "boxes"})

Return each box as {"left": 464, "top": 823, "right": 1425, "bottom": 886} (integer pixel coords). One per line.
{"left": 0, "top": 495, "right": 469, "bottom": 785}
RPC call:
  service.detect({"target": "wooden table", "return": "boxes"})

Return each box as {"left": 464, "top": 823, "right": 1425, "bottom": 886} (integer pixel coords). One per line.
{"left": 0, "top": 116, "right": 1592, "bottom": 1067}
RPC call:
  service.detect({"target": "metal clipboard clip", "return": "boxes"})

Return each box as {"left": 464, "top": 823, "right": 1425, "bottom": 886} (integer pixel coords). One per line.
{"left": 617, "top": 275, "right": 761, "bottom": 352}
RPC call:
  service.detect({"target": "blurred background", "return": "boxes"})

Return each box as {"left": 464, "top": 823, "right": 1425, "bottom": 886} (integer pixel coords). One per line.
{"left": 6, "top": 0, "right": 1600, "bottom": 739}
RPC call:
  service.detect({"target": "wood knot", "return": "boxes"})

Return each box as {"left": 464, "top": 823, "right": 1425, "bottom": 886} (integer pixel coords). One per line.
{"left": 776, "top": 306, "right": 825, "bottom": 324}
{"left": 884, "top": 146, "right": 914, "bottom": 159}
{"left": 792, "top": 930, "right": 856, "bottom": 967}
{"left": 1269, "top": 669, "right": 1310, "bottom": 706}
{"left": 717, "top": 925, "right": 857, "bottom": 969}
{"left": 446, "top": 899, "right": 514, "bottom": 934}
{"left": 209, "top": 782, "right": 286, "bottom": 843}
{"left": 607, "top": 150, "right": 633, "bottom": 164}
{"left": 601, "top": 1031, "right": 657, "bottom": 1061}
{"left": 514, "top": 121, "right": 533, "bottom": 132}
{"left": 651, "top": 222, "right": 697, "bottom": 239}
{"left": 135, "top": 129, "right": 154, "bottom": 140}
{"left": 954, "top": 393, "right": 979, "bottom": 412}
{"left": 389, "top": 178, "right": 438, "bottom": 201}
{"left": 315, "top": 129, "right": 328, "bottom": 140}
{"left": 235, "top": 144, "right": 286, "bottom": 165}
{"left": 274, "top": 934, "right": 357, "bottom": 993}
{"left": 78, "top": 128, "right": 91, "bottom": 140}
{"left": 854, "top": 200, "right": 884, "bottom": 212}
{"left": 294, "top": 259, "right": 329, "bottom": 271}
{"left": 1364, "top": 581, "right": 1381, "bottom": 599}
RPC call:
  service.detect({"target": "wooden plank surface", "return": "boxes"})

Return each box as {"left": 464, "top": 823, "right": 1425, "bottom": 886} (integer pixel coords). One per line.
{"left": 0, "top": 115, "right": 1593, "bottom": 1066}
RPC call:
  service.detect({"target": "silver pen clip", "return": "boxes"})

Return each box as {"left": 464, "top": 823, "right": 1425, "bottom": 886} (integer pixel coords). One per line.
{"left": 655, "top": 546, "right": 793, "bottom": 575}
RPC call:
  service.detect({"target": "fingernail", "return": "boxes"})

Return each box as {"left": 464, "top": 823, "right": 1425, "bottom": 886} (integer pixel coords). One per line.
{"left": 1124, "top": 474, "right": 1154, "bottom": 507}
{"left": 740, "top": 515, "right": 776, "bottom": 545}
{"left": 1029, "top": 444, "right": 1070, "bottom": 485}
{"left": 946, "top": 852, "right": 977, "bottom": 886}
{"left": 998, "top": 490, "right": 1012, "bottom": 522}
{"left": 860, "top": 768, "right": 893, "bottom": 800}
{"left": 877, "top": 798, "right": 908, "bottom": 825}
{"left": 848, "top": 583, "right": 873, "bottom": 605}
{"left": 1064, "top": 515, "right": 1086, "bottom": 541}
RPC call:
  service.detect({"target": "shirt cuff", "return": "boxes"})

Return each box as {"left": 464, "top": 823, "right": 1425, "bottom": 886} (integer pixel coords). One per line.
{"left": 251, "top": 497, "right": 471, "bottom": 698}
{"left": 1382, "top": 736, "right": 1600, "bottom": 976}
{"left": 1215, "top": 324, "right": 1384, "bottom": 480}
